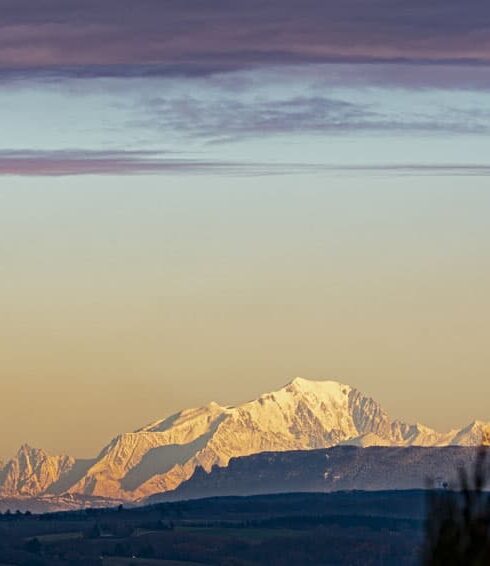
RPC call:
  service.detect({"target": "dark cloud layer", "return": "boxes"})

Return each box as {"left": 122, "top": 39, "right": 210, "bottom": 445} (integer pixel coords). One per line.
{"left": 2, "top": 149, "right": 490, "bottom": 177}
{"left": 0, "top": 0, "right": 489, "bottom": 78}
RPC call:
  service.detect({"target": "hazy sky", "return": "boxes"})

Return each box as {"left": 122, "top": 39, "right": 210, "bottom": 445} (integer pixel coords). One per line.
{"left": 0, "top": 0, "right": 489, "bottom": 459}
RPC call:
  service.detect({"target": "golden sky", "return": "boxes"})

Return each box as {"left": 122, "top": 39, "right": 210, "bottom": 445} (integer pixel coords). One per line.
{"left": 1, "top": 173, "right": 489, "bottom": 458}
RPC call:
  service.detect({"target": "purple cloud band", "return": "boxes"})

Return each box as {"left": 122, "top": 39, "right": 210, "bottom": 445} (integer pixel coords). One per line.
{"left": 0, "top": 150, "right": 250, "bottom": 176}
{"left": 0, "top": 0, "right": 489, "bottom": 78}
{"left": 1, "top": 149, "right": 490, "bottom": 177}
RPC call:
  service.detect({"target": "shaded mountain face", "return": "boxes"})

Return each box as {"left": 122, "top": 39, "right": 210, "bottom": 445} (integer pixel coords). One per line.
{"left": 1, "top": 378, "right": 489, "bottom": 504}
{"left": 150, "top": 445, "right": 487, "bottom": 503}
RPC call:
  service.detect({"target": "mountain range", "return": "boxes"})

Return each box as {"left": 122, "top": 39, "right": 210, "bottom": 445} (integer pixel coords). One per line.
{"left": 1, "top": 378, "right": 489, "bottom": 509}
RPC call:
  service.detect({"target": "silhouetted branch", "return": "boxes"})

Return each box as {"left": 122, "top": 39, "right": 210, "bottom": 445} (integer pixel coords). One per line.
{"left": 424, "top": 434, "right": 490, "bottom": 565}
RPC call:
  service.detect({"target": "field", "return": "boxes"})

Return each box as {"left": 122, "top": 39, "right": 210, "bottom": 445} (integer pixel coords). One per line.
{"left": 0, "top": 491, "right": 427, "bottom": 565}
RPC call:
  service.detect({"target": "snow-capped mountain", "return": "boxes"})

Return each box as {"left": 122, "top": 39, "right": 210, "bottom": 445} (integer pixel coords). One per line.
{"left": 1, "top": 378, "right": 489, "bottom": 504}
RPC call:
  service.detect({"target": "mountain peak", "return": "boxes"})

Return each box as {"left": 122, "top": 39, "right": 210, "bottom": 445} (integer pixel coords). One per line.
{"left": 17, "top": 444, "right": 45, "bottom": 458}
{"left": 288, "top": 376, "right": 335, "bottom": 386}
{"left": 289, "top": 376, "right": 312, "bottom": 386}
{"left": 0, "top": 445, "right": 75, "bottom": 498}
{"left": 285, "top": 377, "right": 352, "bottom": 398}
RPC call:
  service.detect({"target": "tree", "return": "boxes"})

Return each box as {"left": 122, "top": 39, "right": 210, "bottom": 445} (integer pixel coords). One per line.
{"left": 424, "top": 441, "right": 490, "bottom": 565}
{"left": 141, "top": 544, "right": 155, "bottom": 558}
{"left": 25, "top": 537, "right": 42, "bottom": 554}
{"left": 87, "top": 523, "right": 102, "bottom": 539}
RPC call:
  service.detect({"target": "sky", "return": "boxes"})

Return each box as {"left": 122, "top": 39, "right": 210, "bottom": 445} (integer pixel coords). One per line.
{"left": 0, "top": 0, "right": 490, "bottom": 459}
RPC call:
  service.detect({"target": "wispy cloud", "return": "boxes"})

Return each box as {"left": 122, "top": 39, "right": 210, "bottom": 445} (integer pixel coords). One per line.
{"left": 2, "top": 149, "right": 490, "bottom": 177}
{"left": 0, "top": 0, "right": 489, "bottom": 80}
{"left": 138, "top": 94, "right": 490, "bottom": 142}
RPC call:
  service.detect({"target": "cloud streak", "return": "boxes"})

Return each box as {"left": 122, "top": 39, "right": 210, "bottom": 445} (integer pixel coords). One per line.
{"left": 2, "top": 149, "right": 490, "bottom": 178}
{"left": 0, "top": 149, "right": 248, "bottom": 176}
{"left": 0, "top": 0, "right": 489, "bottom": 79}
